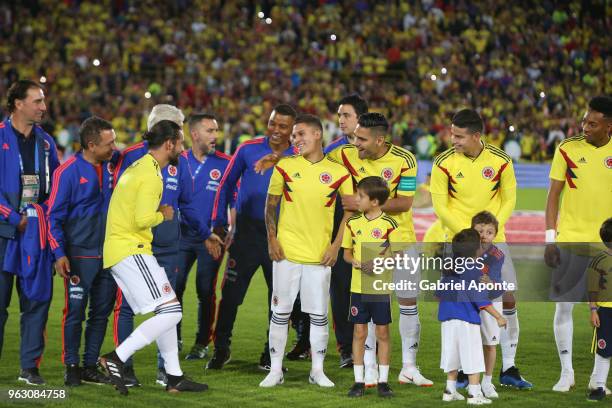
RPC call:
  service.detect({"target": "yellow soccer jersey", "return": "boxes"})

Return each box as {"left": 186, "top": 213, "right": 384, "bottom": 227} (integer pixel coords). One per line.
{"left": 268, "top": 155, "right": 353, "bottom": 264}
{"left": 587, "top": 251, "right": 612, "bottom": 308}
{"left": 549, "top": 136, "right": 612, "bottom": 242}
{"left": 331, "top": 143, "right": 418, "bottom": 240}
{"left": 342, "top": 213, "right": 409, "bottom": 293}
{"left": 430, "top": 142, "right": 516, "bottom": 241}
{"left": 104, "top": 154, "right": 164, "bottom": 268}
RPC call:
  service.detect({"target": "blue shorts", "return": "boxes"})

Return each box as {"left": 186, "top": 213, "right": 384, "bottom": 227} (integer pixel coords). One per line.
{"left": 592, "top": 307, "right": 612, "bottom": 358}
{"left": 349, "top": 292, "right": 392, "bottom": 325}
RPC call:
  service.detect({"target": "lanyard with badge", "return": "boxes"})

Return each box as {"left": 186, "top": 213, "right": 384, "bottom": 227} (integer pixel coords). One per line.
{"left": 9, "top": 119, "right": 42, "bottom": 211}
{"left": 187, "top": 150, "right": 206, "bottom": 181}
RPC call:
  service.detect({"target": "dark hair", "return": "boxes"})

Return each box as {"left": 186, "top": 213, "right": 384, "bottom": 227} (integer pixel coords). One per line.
{"left": 601, "top": 217, "right": 612, "bottom": 249}
{"left": 143, "top": 120, "right": 182, "bottom": 149}
{"left": 294, "top": 113, "right": 323, "bottom": 133}
{"left": 188, "top": 113, "right": 216, "bottom": 129}
{"left": 357, "top": 112, "right": 389, "bottom": 136}
{"left": 272, "top": 104, "right": 297, "bottom": 119}
{"left": 6, "top": 80, "right": 44, "bottom": 113}
{"left": 357, "top": 176, "right": 390, "bottom": 205}
{"left": 338, "top": 94, "right": 369, "bottom": 116}
{"left": 452, "top": 228, "right": 481, "bottom": 258}
{"left": 452, "top": 109, "right": 484, "bottom": 134}
{"left": 471, "top": 211, "right": 499, "bottom": 233}
{"left": 589, "top": 96, "right": 612, "bottom": 118}
{"left": 79, "top": 116, "right": 113, "bottom": 147}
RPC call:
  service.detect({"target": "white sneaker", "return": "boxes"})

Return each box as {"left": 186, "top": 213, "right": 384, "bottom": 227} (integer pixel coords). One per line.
{"left": 259, "top": 371, "right": 284, "bottom": 388}
{"left": 398, "top": 367, "right": 434, "bottom": 387}
{"left": 481, "top": 383, "right": 499, "bottom": 399}
{"left": 552, "top": 372, "right": 575, "bottom": 392}
{"left": 467, "top": 394, "right": 492, "bottom": 405}
{"left": 442, "top": 389, "right": 465, "bottom": 402}
{"left": 364, "top": 366, "right": 378, "bottom": 388}
{"left": 588, "top": 379, "right": 612, "bottom": 395}
{"left": 309, "top": 371, "right": 335, "bottom": 387}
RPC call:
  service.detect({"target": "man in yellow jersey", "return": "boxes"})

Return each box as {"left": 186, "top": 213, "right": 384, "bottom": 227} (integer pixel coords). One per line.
{"left": 260, "top": 114, "right": 353, "bottom": 388}
{"left": 587, "top": 218, "right": 612, "bottom": 402}
{"left": 329, "top": 113, "right": 433, "bottom": 386}
{"left": 431, "top": 109, "right": 532, "bottom": 390}
{"left": 545, "top": 95, "right": 612, "bottom": 392}
{"left": 99, "top": 120, "right": 207, "bottom": 395}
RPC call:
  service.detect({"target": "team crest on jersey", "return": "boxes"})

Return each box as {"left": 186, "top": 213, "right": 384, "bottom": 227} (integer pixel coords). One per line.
{"left": 350, "top": 306, "right": 358, "bottom": 317}
{"left": 162, "top": 283, "right": 172, "bottom": 294}
{"left": 272, "top": 295, "right": 279, "bottom": 306}
{"left": 481, "top": 166, "right": 495, "bottom": 180}
{"left": 605, "top": 156, "right": 612, "bottom": 169}
{"left": 319, "top": 172, "right": 332, "bottom": 184}
{"left": 70, "top": 275, "right": 80, "bottom": 286}
{"left": 381, "top": 168, "right": 394, "bottom": 181}
{"left": 210, "top": 169, "right": 221, "bottom": 180}
{"left": 598, "top": 339, "right": 607, "bottom": 350}
{"left": 107, "top": 162, "right": 115, "bottom": 174}
{"left": 168, "top": 165, "right": 178, "bottom": 176}
{"left": 228, "top": 258, "right": 236, "bottom": 269}
{"left": 43, "top": 139, "right": 50, "bottom": 151}
{"left": 371, "top": 228, "right": 383, "bottom": 239}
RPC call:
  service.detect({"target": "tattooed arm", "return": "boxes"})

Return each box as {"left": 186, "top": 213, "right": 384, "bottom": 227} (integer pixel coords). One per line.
{"left": 265, "top": 193, "right": 285, "bottom": 261}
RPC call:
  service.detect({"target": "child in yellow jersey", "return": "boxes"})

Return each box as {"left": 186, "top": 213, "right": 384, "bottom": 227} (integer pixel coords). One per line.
{"left": 343, "top": 176, "right": 400, "bottom": 398}
{"left": 587, "top": 218, "right": 612, "bottom": 402}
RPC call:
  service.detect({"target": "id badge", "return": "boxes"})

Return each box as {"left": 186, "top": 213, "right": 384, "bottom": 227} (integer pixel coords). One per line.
{"left": 20, "top": 174, "right": 40, "bottom": 211}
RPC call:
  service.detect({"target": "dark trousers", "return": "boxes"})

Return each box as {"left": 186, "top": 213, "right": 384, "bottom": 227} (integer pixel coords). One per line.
{"left": 329, "top": 248, "right": 353, "bottom": 354}
{"left": 62, "top": 257, "right": 116, "bottom": 366}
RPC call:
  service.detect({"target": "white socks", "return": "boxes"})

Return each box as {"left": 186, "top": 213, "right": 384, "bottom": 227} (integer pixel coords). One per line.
{"left": 116, "top": 302, "right": 183, "bottom": 376}
{"left": 501, "top": 307, "right": 519, "bottom": 371}
{"left": 269, "top": 312, "right": 290, "bottom": 372}
{"left": 482, "top": 374, "right": 493, "bottom": 387}
{"left": 379, "top": 365, "right": 389, "bottom": 383}
{"left": 309, "top": 314, "right": 329, "bottom": 373}
{"left": 364, "top": 320, "right": 377, "bottom": 369}
{"left": 468, "top": 384, "right": 483, "bottom": 397}
{"left": 354, "top": 364, "right": 364, "bottom": 382}
{"left": 446, "top": 379, "right": 457, "bottom": 393}
{"left": 592, "top": 354, "right": 610, "bottom": 388}
{"left": 399, "top": 305, "right": 419, "bottom": 368}
{"left": 554, "top": 303, "right": 574, "bottom": 373}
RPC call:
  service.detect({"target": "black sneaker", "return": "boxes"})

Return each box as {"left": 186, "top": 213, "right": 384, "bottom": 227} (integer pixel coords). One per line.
{"left": 64, "top": 364, "right": 81, "bottom": 387}
{"left": 166, "top": 376, "right": 209, "bottom": 393}
{"left": 206, "top": 348, "right": 231, "bottom": 370}
{"left": 286, "top": 342, "right": 310, "bottom": 361}
{"left": 588, "top": 387, "right": 606, "bottom": 402}
{"left": 156, "top": 368, "right": 168, "bottom": 386}
{"left": 348, "top": 382, "right": 365, "bottom": 397}
{"left": 258, "top": 351, "right": 288, "bottom": 372}
{"left": 81, "top": 365, "right": 111, "bottom": 385}
{"left": 377, "top": 382, "right": 393, "bottom": 398}
{"left": 339, "top": 351, "right": 353, "bottom": 368}
{"left": 185, "top": 344, "right": 209, "bottom": 360}
{"left": 18, "top": 368, "right": 45, "bottom": 385}
{"left": 122, "top": 365, "right": 141, "bottom": 387}
{"left": 98, "top": 352, "right": 128, "bottom": 396}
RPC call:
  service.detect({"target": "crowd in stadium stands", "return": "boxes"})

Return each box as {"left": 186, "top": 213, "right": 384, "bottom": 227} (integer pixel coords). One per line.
{"left": 0, "top": 0, "right": 609, "bottom": 161}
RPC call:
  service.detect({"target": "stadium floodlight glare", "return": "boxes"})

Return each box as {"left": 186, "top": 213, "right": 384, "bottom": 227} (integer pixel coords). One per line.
{"left": 430, "top": 74, "right": 437, "bottom": 81}
{"left": 509, "top": 125, "right": 515, "bottom": 132}
{"left": 93, "top": 59, "right": 100, "bottom": 66}
{"left": 265, "top": 17, "right": 272, "bottom": 24}
{"left": 144, "top": 91, "right": 152, "bottom": 99}
{"left": 39, "top": 76, "right": 47, "bottom": 83}
{"left": 441, "top": 67, "right": 447, "bottom": 74}
{"left": 330, "top": 34, "right": 337, "bottom": 41}
{"left": 257, "top": 11, "right": 264, "bottom": 18}
{"left": 540, "top": 91, "right": 546, "bottom": 98}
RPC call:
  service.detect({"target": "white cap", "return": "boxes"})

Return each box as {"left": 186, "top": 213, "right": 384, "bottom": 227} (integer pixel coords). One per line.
{"left": 147, "top": 104, "right": 185, "bottom": 131}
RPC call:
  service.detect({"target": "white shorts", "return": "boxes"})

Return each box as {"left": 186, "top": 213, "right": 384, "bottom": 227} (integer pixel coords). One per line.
{"left": 393, "top": 245, "right": 421, "bottom": 299}
{"left": 480, "top": 301, "right": 503, "bottom": 346}
{"left": 440, "top": 320, "right": 485, "bottom": 374}
{"left": 110, "top": 254, "right": 176, "bottom": 315}
{"left": 496, "top": 243, "right": 517, "bottom": 292}
{"left": 272, "top": 260, "right": 331, "bottom": 315}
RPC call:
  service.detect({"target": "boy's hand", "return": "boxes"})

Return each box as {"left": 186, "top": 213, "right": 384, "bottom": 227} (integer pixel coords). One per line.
{"left": 360, "top": 260, "right": 374, "bottom": 275}
{"left": 351, "top": 259, "right": 362, "bottom": 269}
{"left": 480, "top": 274, "right": 491, "bottom": 284}
{"left": 496, "top": 316, "right": 507, "bottom": 329}
{"left": 321, "top": 245, "right": 338, "bottom": 267}
{"left": 591, "top": 309, "right": 600, "bottom": 328}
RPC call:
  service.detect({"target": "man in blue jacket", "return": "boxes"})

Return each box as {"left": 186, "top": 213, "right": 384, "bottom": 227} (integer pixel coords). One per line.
{"left": 0, "top": 80, "right": 59, "bottom": 385}
{"left": 176, "top": 113, "right": 231, "bottom": 361}
{"left": 47, "top": 116, "right": 119, "bottom": 386}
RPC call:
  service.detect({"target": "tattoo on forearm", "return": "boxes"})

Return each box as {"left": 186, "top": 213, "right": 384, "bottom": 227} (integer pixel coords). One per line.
{"left": 265, "top": 194, "right": 281, "bottom": 239}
